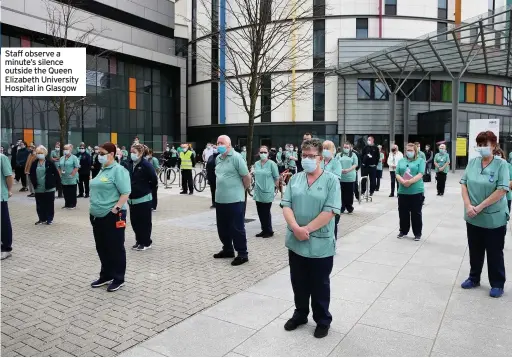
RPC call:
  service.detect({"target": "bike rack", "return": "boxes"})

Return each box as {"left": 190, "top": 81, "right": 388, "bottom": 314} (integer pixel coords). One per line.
{"left": 163, "top": 168, "right": 197, "bottom": 189}
{"left": 163, "top": 168, "right": 174, "bottom": 189}
{"left": 358, "top": 175, "right": 372, "bottom": 203}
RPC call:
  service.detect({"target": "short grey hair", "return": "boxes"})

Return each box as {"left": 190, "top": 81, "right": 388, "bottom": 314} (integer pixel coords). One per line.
{"left": 36, "top": 145, "right": 48, "bottom": 156}
{"left": 64, "top": 143, "right": 73, "bottom": 149}
{"left": 301, "top": 138, "right": 323, "bottom": 154}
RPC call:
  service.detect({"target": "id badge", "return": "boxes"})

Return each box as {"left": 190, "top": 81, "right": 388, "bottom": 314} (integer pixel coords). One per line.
{"left": 61, "top": 170, "right": 66, "bottom": 174}
{"left": 116, "top": 213, "right": 126, "bottom": 228}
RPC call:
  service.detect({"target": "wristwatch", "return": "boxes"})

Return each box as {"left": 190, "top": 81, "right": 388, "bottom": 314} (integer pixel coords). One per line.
{"left": 114, "top": 206, "right": 121, "bottom": 213}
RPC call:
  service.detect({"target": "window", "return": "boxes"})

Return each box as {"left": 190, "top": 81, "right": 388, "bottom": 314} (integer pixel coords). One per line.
{"left": 313, "top": 73, "right": 325, "bottom": 122}
{"left": 357, "top": 80, "right": 372, "bottom": 100}
{"left": 313, "top": 21, "right": 325, "bottom": 58}
{"left": 441, "top": 82, "right": 452, "bottom": 102}
{"left": 385, "top": 0, "right": 397, "bottom": 16}
{"left": 357, "top": 79, "right": 388, "bottom": 100}
{"left": 437, "top": 22, "right": 448, "bottom": 41}
{"left": 260, "top": 0, "right": 272, "bottom": 23}
{"left": 438, "top": 0, "right": 447, "bottom": 19}
{"left": 431, "top": 80, "right": 442, "bottom": 102}
{"left": 261, "top": 74, "right": 271, "bottom": 123}
{"left": 313, "top": 0, "right": 325, "bottom": 17}
{"left": 356, "top": 18, "right": 368, "bottom": 39}
{"left": 374, "top": 79, "right": 389, "bottom": 100}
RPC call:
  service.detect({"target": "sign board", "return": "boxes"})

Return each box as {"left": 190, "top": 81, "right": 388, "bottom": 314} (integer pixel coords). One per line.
{"left": 456, "top": 137, "right": 467, "bottom": 157}
{"left": 468, "top": 118, "right": 500, "bottom": 160}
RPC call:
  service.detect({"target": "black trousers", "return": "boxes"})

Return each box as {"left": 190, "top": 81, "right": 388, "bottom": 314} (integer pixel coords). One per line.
{"left": 55, "top": 180, "right": 63, "bottom": 197}
{"left": 130, "top": 201, "right": 153, "bottom": 247}
{"left": 436, "top": 172, "right": 447, "bottom": 195}
{"left": 289, "top": 250, "right": 333, "bottom": 327}
{"left": 1, "top": 201, "right": 13, "bottom": 252}
{"left": 35, "top": 192, "right": 55, "bottom": 222}
{"left": 390, "top": 171, "right": 397, "bottom": 196}
{"left": 78, "top": 174, "right": 90, "bottom": 196}
{"left": 210, "top": 182, "right": 216, "bottom": 206}
{"left": 354, "top": 172, "right": 359, "bottom": 200}
{"left": 466, "top": 223, "right": 506, "bottom": 288}
{"left": 341, "top": 181, "right": 354, "bottom": 213}
{"left": 181, "top": 169, "right": 193, "bottom": 193}
{"left": 334, "top": 214, "right": 340, "bottom": 240}
{"left": 361, "top": 166, "right": 377, "bottom": 195}
{"left": 15, "top": 166, "right": 27, "bottom": 187}
{"left": 376, "top": 169, "right": 382, "bottom": 190}
{"left": 216, "top": 202, "right": 248, "bottom": 258}
{"left": 62, "top": 184, "right": 77, "bottom": 208}
{"left": 152, "top": 186, "right": 158, "bottom": 210}
{"left": 398, "top": 193, "right": 423, "bottom": 237}
{"left": 256, "top": 201, "right": 273, "bottom": 234}
{"left": 90, "top": 211, "right": 127, "bottom": 283}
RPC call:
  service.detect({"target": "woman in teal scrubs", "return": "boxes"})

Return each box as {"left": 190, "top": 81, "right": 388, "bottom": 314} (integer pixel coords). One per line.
{"left": 89, "top": 143, "right": 131, "bottom": 292}
{"left": 493, "top": 147, "right": 512, "bottom": 212}
{"left": 59, "top": 144, "right": 79, "bottom": 209}
{"left": 321, "top": 140, "right": 342, "bottom": 239}
{"left": 460, "top": 131, "right": 508, "bottom": 298}
{"left": 396, "top": 143, "right": 425, "bottom": 241}
{"left": 338, "top": 142, "right": 358, "bottom": 214}
{"left": 253, "top": 146, "right": 279, "bottom": 238}
{"left": 30, "top": 146, "right": 60, "bottom": 225}
{"left": 281, "top": 138, "right": 341, "bottom": 339}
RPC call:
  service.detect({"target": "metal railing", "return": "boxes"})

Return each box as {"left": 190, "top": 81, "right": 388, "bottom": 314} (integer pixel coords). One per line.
{"left": 358, "top": 174, "right": 373, "bottom": 203}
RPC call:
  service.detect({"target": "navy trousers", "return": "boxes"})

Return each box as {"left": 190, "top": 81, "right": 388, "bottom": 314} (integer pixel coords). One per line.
{"left": 152, "top": 186, "right": 158, "bottom": 210}
{"left": 90, "top": 211, "right": 127, "bottom": 283}
{"left": 35, "top": 192, "right": 55, "bottom": 222}
{"left": 62, "top": 184, "right": 77, "bottom": 208}
{"left": 216, "top": 202, "right": 248, "bottom": 258}
{"left": 256, "top": 201, "right": 273, "bottom": 234}
{"left": 289, "top": 250, "right": 333, "bottom": 327}
{"left": 1, "top": 201, "right": 13, "bottom": 252}
{"left": 398, "top": 193, "right": 423, "bottom": 237}
{"left": 341, "top": 181, "right": 354, "bottom": 213}
{"left": 130, "top": 201, "right": 153, "bottom": 247}
{"left": 361, "top": 166, "right": 377, "bottom": 195}
{"left": 467, "top": 223, "right": 506, "bottom": 289}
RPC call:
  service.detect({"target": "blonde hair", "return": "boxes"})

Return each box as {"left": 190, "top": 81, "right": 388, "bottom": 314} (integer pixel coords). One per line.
{"left": 36, "top": 145, "right": 48, "bottom": 156}
{"left": 406, "top": 143, "right": 418, "bottom": 160}
{"left": 322, "top": 140, "right": 335, "bottom": 155}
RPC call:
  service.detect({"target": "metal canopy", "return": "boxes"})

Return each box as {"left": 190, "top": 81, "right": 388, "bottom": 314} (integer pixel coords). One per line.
{"left": 336, "top": 6, "right": 512, "bottom": 79}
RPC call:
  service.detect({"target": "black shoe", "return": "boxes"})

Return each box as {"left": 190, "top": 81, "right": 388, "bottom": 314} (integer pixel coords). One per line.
{"left": 180, "top": 191, "right": 188, "bottom": 194}
{"left": 35, "top": 221, "right": 44, "bottom": 225}
{"left": 375, "top": 189, "right": 380, "bottom": 192}
{"left": 91, "top": 278, "right": 113, "bottom": 288}
{"left": 397, "top": 232, "right": 406, "bottom": 239}
{"left": 347, "top": 208, "right": 354, "bottom": 214}
{"left": 262, "top": 232, "right": 274, "bottom": 238}
{"left": 389, "top": 194, "right": 394, "bottom": 197}
{"left": 84, "top": 195, "right": 89, "bottom": 198}
{"left": 77, "top": 194, "right": 84, "bottom": 198}
{"left": 231, "top": 257, "right": 249, "bottom": 266}
{"left": 314, "top": 325, "right": 330, "bottom": 339}
{"left": 46, "top": 221, "right": 53, "bottom": 225}
{"left": 188, "top": 192, "right": 193, "bottom": 195}
{"left": 107, "top": 281, "right": 124, "bottom": 292}
{"left": 27, "top": 193, "right": 35, "bottom": 197}
{"left": 132, "top": 243, "right": 138, "bottom": 249}
{"left": 210, "top": 205, "right": 216, "bottom": 209}
{"left": 213, "top": 251, "right": 235, "bottom": 259}
{"left": 255, "top": 232, "right": 265, "bottom": 237}
{"left": 284, "top": 318, "right": 308, "bottom": 331}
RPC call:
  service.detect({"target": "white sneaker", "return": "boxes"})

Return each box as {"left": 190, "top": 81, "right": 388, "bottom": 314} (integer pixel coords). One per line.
{"left": 1, "top": 252, "right": 12, "bottom": 260}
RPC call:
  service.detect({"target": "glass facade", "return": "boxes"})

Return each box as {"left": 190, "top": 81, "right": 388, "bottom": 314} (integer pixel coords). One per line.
{"left": 1, "top": 30, "right": 181, "bottom": 153}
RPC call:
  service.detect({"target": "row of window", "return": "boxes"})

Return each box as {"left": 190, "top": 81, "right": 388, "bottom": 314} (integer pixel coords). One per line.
{"left": 357, "top": 78, "right": 512, "bottom": 107}
{"left": 384, "top": 0, "right": 448, "bottom": 19}
{"left": 356, "top": 18, "right": 449, "bottom": 39}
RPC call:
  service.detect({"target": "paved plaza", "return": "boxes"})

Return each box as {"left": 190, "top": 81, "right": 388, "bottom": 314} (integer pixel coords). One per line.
{"left": 2, "top": 170, "right": 512, "bottom": 356}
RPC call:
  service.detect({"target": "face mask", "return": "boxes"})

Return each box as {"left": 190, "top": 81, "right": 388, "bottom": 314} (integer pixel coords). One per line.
{"left": 242, "top": 148, "right": 246, "bottom": 152}
{"left": 478, "top": 146, "right": 492, "bottom": 157}
{"left": 279, "top": 148, "right": 282, "bottom": 152}
{"left": 131, "top": 153, "right": 140, "bottom": 161}
{"left": 217, "top": 145, "right": 227, "bottom": 154}
{"left": 406, "top": 151, "right": 415, "bottom": 159}
{"left": 367, "top": 140, "right": 372, "bottom": 145}
{"left": 439, "top": 149, "right": 446, "bottom": 154}
{"left": 166, "top": 148, "right": 170, "bottom": 151}
{"left": 322, "top": 149, "right": 332, "bottom": 159}
{"left": 302, "top": 158, "right": 317, "bottom": 173}
{"left": 98, "top": 154, "right": 108, "bottom": 164}
{"left": 37, "top": 154, "right": 45, "bottom": 160}
{"left": 63, "top": 150, "right": 70, "bottom": 156}
{"left": 207, "top": 145, "right": 211, "bottom": 149}
{"left": 79, "top": 149, "right": 85, "bottom": 153}
{"left": 94, "top": 150, "right": 99, "bottom": 153}
{"left": 213, "top": 149, "right": 218, "bottom": 154}
{"left": 55, "top": 147, "right": 60, "bottom": 151}
{"left": 343, "top": 148, "right": 350, "bottom": 154}
{"left": 426, "top": 147, "right": 430, "bottom": 151}
{"left": 260, "top": 153, "right": 268, "bottom": 160}
{"left": 294, "top": 148, "right": 298, "bottom": 151}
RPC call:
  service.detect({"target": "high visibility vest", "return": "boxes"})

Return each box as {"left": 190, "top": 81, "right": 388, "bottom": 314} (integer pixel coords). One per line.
{"left": 180, "top": 150, "right": 193, "bottom": 170}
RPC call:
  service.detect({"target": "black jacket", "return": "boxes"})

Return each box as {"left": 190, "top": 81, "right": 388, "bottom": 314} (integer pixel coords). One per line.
{"left": 29, "top": 158, "right": 60, "bottom": 190}
{"left": 362, "top": 145, "right": 380, "bottom": 167}
{"left": 206, "top": 152, "right": 219, "bottom": 184}
{"left": 77, "top": 152, "right": 92, "bottom": 175}
{"left": 91, "top": 153, "right": 102, "bottom": 174}
{"left": 124, "top": 159, "right": 158, "bottom": 200}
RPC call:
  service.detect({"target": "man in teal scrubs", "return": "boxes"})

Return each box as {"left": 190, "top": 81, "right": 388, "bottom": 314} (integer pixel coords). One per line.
{"left": 213, "top": 135, "right": 251, "bottom": 266}
{"left": 338, "top": 143, "right": 358, "bottom": 213}
{"left": 285, "top": 146, "right": 298, "bottom": 174}
{"left": 253, "top": 146, "right": 279, "bottom": 238}
{"left": 434, "top": 143, "right": 450, "bottom": 196}
{"left": 1, "top": 153, "right": 14, "bottom": 260}
{"left": 51, "top": 142, "right": 63, "bottom": 198}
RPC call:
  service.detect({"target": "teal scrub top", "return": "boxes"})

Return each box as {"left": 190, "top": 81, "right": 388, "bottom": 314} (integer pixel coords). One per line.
{"left": 89, "top": 162, "right": 131, "bottom": 218}
{"left": 277, "top": 151, "right": 283, "bottom": 165}
{"left": 241, "top": 151, "right": 247, "bottom": 162}
{"left": 121, "top": 150, "right": 128, "bottom": 160}
{"left": 50, "top": 149, "right": 60, "bottom": 168}
{"left": 215, "top": 149, "right": 249, "bottom": 204}
{"left": 338, "top": 153, "right": 358, "bottom": 183}
{"left": 434, "top": 152, "right": 450, "bottom": 173}
{"left": 377, "top": 152, "right": 384, "bottom": 170}
{"left": 418, "top": 151, "right": 426, "bottom": 161}
{"left": 35, "top": 161, "right": 56, "bottom": 193}
{"left": 460, "top": 157, "right": 510, "bottom": 229}
{"left": 1, "top": 154, "right": 12, "bottom": 202}
{"left": 396, "top": 157, "right": 426, "bottom": 195}
{"left": 59, "top": 155, "right": 79, "bottom": 185}
{"left": 285, "top": 151, "right": 297, "bottom": 169}
{"left": 509, "top": 152, "right": 512, "bottom": 164}
{"left": 507, "top": 162, "right": 512, "bottom": 201}
{"left": 150, "top": 157, "right": 160, "bottom": 170}
{"left": 280, "top": 171, "right": 341, "bottom": 258}
{"left": 171, "top": 149, "right": 178, "bottom": 158}
{"left": 253, "top": 159, "right": 279, "bottom": 203}
{"left": 320, "top": 158, "right": 342, "bottom": 181}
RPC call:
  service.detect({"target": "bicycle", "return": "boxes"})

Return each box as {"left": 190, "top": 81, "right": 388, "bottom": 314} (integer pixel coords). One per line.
{"left": 193, "top": 163, "right": 208, "bottom": 192}
{"left": 277, "top": 168, "right": 294, "bottom": 199}
{"left": 247, "top": 166, "right": 280, "bottom": 198}
{"left": 159, "top": 167, "right": 177, "bottom": 186}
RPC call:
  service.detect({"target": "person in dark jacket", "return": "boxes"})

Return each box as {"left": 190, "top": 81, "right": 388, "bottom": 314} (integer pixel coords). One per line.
{"left": 91, "top": 146, "right": 102, "bottom": 179}
{"left": 361, "top": 136, "right": 380, "bottom": 196}
{"left": 206, "top": 149, "right": 220, "bottom": 209}
{"left": 30, "top": 145, "right": 60, "bottom": 225}
{"left": 126, "top": 144, "right": 158, "bottom": 251}
{"left": 15, "top": 141, "right": 29, "bottom": 191}
{"left": 77, "top": 144, "right": 92, "bottom": 198}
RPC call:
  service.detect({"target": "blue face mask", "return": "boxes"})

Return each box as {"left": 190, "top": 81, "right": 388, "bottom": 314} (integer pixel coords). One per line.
{"left": 131, "top": 153, "right": 140, "bottom": 162}
{"left": 343, "top": 148, "right": 350, "bottom": 154}
{"left": 406, "top": 151, "right": 415, "bottom": 159}
{"left": 302, "top": 158, "right": 317, "bottom": 173}
{"left": 439, "top": 149, "right": 446, "bottom": 154}
{"left": 322, "top": 149, "right": 332, "bottom": 159}
{"left": 478, "top": 146, "right": 492, "bottom": 157}
{"left": 98, "top": 154, "right": 108, "bottom": 164}
{"left": 260, "top": 153, "right": 268, "bottom": 160}
{"left": 217, "top": 145, "right": 227, "bottom": 154}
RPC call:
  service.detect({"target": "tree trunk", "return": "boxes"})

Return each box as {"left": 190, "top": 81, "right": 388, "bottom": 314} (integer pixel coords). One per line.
{"left": 58, "top": 97, "right": 67, "bottom": 156}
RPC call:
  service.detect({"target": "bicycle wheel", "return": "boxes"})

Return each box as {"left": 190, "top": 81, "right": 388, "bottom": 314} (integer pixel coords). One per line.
{"left": 158, "top": 169, "right": 166, "bottom": 184}
{"left": 167, "top": 168, "right": 176, "bottom": 185}
{"left": 194, "top": 172, "right": 207, "bottom": 192}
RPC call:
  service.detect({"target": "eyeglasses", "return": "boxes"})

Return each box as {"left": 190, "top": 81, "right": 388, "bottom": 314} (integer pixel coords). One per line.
{"left": 301, "top": 154, "right": 321, "bottom": 160}
{"left": 259, "top": 152, "right": 268, "bottom": 154}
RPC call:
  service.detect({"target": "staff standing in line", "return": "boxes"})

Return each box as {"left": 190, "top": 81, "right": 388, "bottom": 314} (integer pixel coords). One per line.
{"left": 387, "top": 144, "right": 403, "bottom": 197}
{"left": 89, "top": 143, "right": 131, "bottom": 292}
{"left": 77, "top": 144, "right": 92, "bottom": 198}
{"left": 91, "top": 146, "right": 102, "bottom": 179}
{"left": 253, "top": 145, "right": 279, "bottom": 238}
{"left": 50, "top": 142, "right": 63, "bottom": 198}
{"left": 376, "top": 145, "right": 384, "bottom": 191}
{"left": 338, "top": 142, "right": 358, "bottom": 214}
{"left": 59, "top": 144, "right": 79, "bottom": 209}
{"left": 1, "top": 153, "right": 14, "bottom": 260}
{"left": 30, "top": 146, "right": 60, "bottom": 225}
{"left": 147, "top": 149, "right": 160, "bottom": 211}
{"left": 321, "top": 140, "right": 342, "bottom": 239}
{"left": 434, "top": 143, "right": 450, "bottom": 196}
{"left": 24, "top": 144, "right": 37, "bottom": 198}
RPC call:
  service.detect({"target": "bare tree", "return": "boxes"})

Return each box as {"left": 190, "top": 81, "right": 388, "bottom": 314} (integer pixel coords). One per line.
{"left": 193, "top": 0, "right": 314, "bottom": 168}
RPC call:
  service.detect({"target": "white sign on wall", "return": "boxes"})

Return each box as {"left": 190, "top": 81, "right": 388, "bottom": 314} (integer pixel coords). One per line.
{"left": 468, "top": 118, "right": 500, "bottom": 160}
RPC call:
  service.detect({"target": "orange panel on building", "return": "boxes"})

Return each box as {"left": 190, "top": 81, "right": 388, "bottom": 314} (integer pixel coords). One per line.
{"left": 495, "top": 87, "right": 504, "bottom": 105}
{"left": 23, "top": 129, "right": 34, "bottom": 144}
{"left": 486, "top": 85, "right": 495, "bottom": 104}
{"left": 476, "top": 84, "right": 486, "bottom": 104}
{"left": 466, "top": 83, "right": 476, "bottom": 103}
{"left": 129, "top": 78, "right": 136, "bottom": 109}
{"left": 129, "top": 78, "right": 136, "bottom": 92}
{"left": 111, "top": 133, "right": 118, "bottom": 144}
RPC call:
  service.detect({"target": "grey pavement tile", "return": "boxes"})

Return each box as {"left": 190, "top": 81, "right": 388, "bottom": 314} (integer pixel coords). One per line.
{"left": 371, "top": 238, "right": 422, "bottom": 254}
{"left": 223, "top": 352, "right": 247, "bottom": 357}
{"left": 396, "top": 263, "right": 458, "bottom": 286}
{"left": 357, "top": 249, "right": 412, "bottom": 267}
{"left": 279, "top": 297, "right": 370, "bottom": 334}
{"left": 380, "top": 278, "right": 453, "bottom": 308}
{"left": 329, "top": 275, "right": 387, "bottom": 304}
{"left": 233, "top": 318, "right": 344, "bottom": 357}
{"left": 329, "top": 324, "right": 433, "bottom": 357}
{"left": 118, "top": 346, "right": 165, "bottom": 357}
{"left": 409, "top": 247, "right": 464, "bottom": 270}
{"left": 201, "top": 291, "right": 293, "bottom": 330}
{"left": 420, "top": 240, "right": 467, "bottom": 256}
{"left": 141, "top": 315, "right": 255, "bottom": 356}
{"left": 332, "top": 251, "right": 362, "bottom": 275}
{"left": 338, "top": 261, "right": 401, "bottom": 283}
{"left": 360, "top": 297, "right": 445, "bottom": 339}
{"left": 433, "top": 318, "right": 512, "bottom": 356}
{"left": 245, "top": 272, "right": 294, "bottom": 301}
